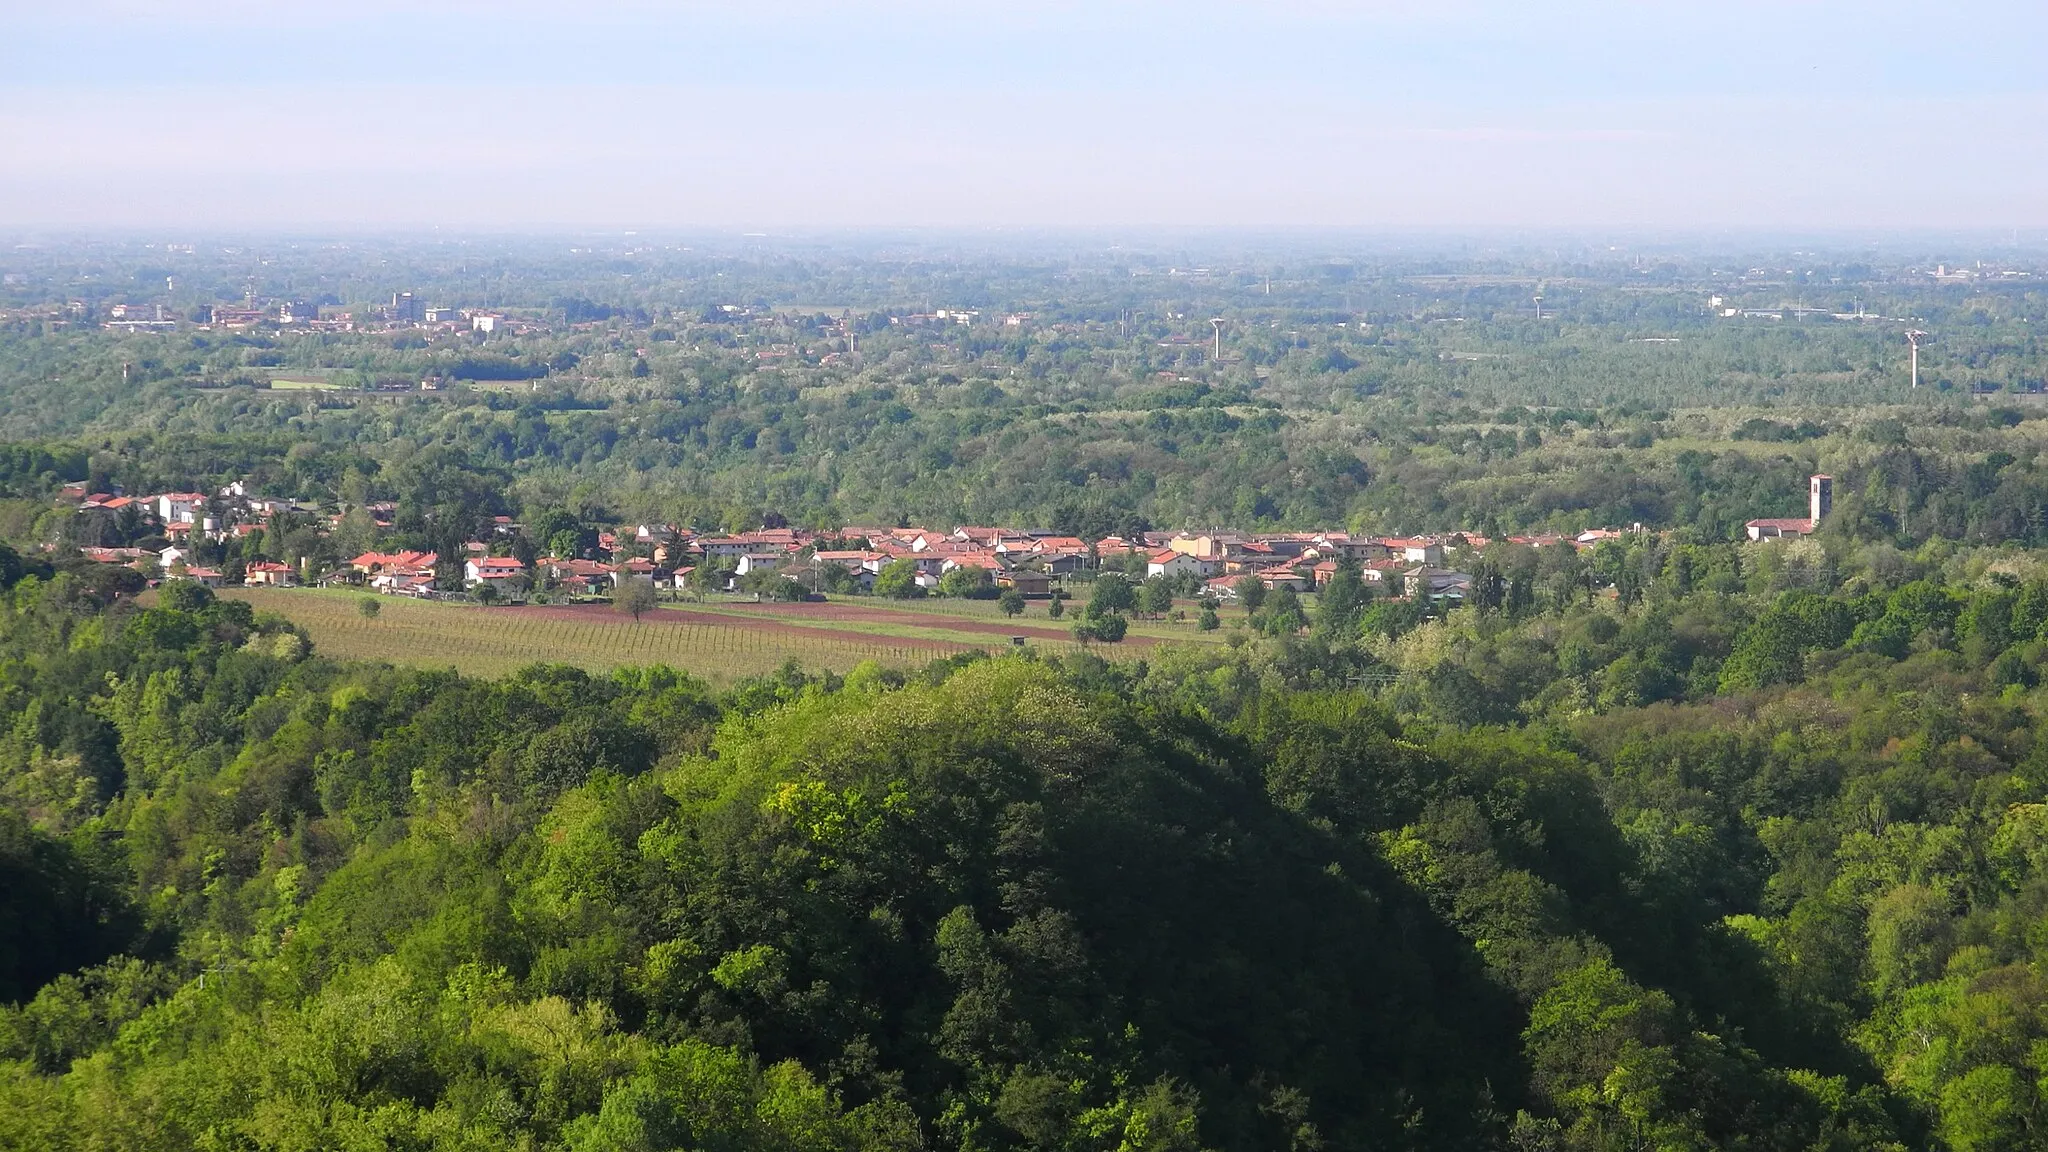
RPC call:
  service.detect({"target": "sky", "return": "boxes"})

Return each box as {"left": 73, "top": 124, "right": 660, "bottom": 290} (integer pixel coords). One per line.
{"left": 3, "top": 0, "right": 2045, "bottom": 231}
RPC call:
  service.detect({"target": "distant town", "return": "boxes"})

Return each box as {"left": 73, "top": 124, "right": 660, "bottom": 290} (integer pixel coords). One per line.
{"left": 62, "top": 472, "right": 1837, "bottom": 608}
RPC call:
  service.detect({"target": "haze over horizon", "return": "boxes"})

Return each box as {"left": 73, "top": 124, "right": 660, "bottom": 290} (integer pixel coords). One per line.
{"left": 4, "top": 0, "right": 2044, "bottom": 232}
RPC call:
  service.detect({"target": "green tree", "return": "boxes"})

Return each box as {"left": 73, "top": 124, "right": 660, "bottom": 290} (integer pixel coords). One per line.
{"left": 998, "top": 588, "right": 1026, "bottom": 618}
{"left": 616, "top": 576, "right": 658, "bottom": 620}
{"left": 1089, "top": 573, "right": 1137, "bottom": 617}
{"left": 1314, "top": 562, "right": 1367, "bottom": 638}
{"left": 1139, "top": 577, "right": 1175, "bottom": 618}
{"left": 1260, "top": 586, "right": 1307, "bottom": 636}
{"left": 938, "top": 565, "right": 996, "bottom": 599}
{"left": 874, "top": 559, "right": 924, "bottom": 599}
{"left": 1234, "top": 574, "right": 1267, "bottom": 613}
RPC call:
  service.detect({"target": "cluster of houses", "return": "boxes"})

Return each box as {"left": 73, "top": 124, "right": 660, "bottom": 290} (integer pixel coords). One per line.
{"left": 349, "top": 523, "right": 1612, "bottom": 604}
{"left": 63, "top": 477, "right": 1671, "bottom": 605}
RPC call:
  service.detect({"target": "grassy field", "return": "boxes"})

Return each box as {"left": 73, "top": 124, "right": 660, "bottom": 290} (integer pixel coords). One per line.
{"left": 221, "top": 588, "right": 1228, "bottom": 681}
{"left": 262, "top": 368, "right": 348, "bottom": 390}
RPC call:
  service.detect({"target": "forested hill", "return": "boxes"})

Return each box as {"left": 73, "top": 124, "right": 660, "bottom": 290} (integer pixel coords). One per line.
{"left": 12, "top": 553, "right": 2048, "bottom": 1149}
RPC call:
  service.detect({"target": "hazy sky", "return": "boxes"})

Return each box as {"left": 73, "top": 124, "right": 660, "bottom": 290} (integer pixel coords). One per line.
{"left": 4, "top": 0, "right": 2044, "bottom": 230}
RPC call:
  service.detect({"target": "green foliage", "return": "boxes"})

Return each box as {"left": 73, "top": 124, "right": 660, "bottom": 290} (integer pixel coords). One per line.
{"left": 615, "top": 575, "right": 659, "bottom": 619}
{"left": 874, "top": 559, "right": 924, "bottom": 600}
{"left": 1232, "top": 576, "right": 1266, "bottom": 614}
{"left": 1086, "top": 574, "right": 1136, "bottom": 618}
{"left": 937, "top": 566, "right": 997, "bottom": 600}
{"left": 14, "top": 511, "right": 2048, "bottom": 1149}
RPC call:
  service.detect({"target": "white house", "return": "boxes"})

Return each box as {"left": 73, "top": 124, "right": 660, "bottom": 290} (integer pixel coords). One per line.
{"left": 464, "top": 557, "right": 527, "bottom": 589}
{"left": 1147, "top": 549, "right": 1217, "bottom": 580}
{"left": 157, "top": 492, "right": 208, "bottom": 524}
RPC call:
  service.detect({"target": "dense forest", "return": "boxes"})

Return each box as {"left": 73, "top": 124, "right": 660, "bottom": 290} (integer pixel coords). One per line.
{"left": 9, "top": 236, "right": 2048, "bottom": 1150}
{"left": 6, "top": 527, "right": 2048, "bottom": 1148}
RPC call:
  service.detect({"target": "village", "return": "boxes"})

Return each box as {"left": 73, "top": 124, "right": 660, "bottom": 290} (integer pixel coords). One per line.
{"left": 52, "top": 465, "right": 1849, "bottom": 613}
{"left": 54, "top": 477, "right": 1687, "bottom": 607}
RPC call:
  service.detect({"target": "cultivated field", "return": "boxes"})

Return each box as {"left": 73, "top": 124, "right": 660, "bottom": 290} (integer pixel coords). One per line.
{"left": 221, "top": 588, "right": 1230, "bottom": 681}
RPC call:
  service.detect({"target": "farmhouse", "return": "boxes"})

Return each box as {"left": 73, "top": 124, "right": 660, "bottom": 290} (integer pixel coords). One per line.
{"left": 465, "top": 557, "right": 528, "bottom": 590}
{"left": 1146, "top": 549, "right": 1217, "bottom": 580}
{"left": 244, "top": 562, "right": 298, "bottom": 587}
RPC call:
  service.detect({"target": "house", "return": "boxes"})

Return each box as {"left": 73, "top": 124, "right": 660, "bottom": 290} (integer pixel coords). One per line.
{"left": 1379, "top": 537, "right": 1444, "bottom": 566}
{"left": 156, "top": 492, "right": 209, "bottom": 524}
{"left": 1254, "top": 565, "right": 1312, "bottom": 592}
{"left": 699, "top": 534, "right": 784, "bottom": 559}
{"left": 1146, "top": 549, "right": 1216, "bottom": 580}
{"left": 178, "top": 567, "right": 224, "bottom": 588}
{"left": 1316, "top": 533, "right": 1387, "bottom": 561}
{"left": 813, "top": 549, "right": 891, "bottom": 573}
{"left": 350, "top": 549, "right": 436, "bottom": 574}
{"left": 1362, "top": 558, "right": 1409, "bottom": 584}
{"left": 374, "top": 569, "right": 436, "bottom": 595}
{"left": 1036, "top": 551, "right": 1090, "bottom": 577}
{"left": 1166, "top": 534, "right": 1230, "bottom": 561}
{"left": 1225, "top": 541, "right": 1276, "bottom": 573}
{"left": 612, "top": 558, "right": 658, "bottom": 585}
{"left": 734, "top": 553, "right": 785, "bottom": 576}
{"left": 464, "top": 557, "right": 528, "bottom": 589}
{"left": 544, "top": 558, "right": 613, "bottom": 595}
{"left": 808, "top": 553, "right": 880, "bottom": 590}
{"left": 80, "top": 546, "right": 149, "bottom": 564}
{"left": 244, "top": 561, "right": 298, "bottom": 587}
{"left": 1403, "top": 566, "right": 1472, "bottom": 601}
{"left": 1253, "top": 534, "right": 1318, "bottom": 559}
{"left": 156, "top": 545, "right": 190, "bottom": 571}
{"left": 995, "top": 569, "right": 1053, "bottom": 597}
{"left": 939, "top": 551, "right": 1002, "bottom": 573}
